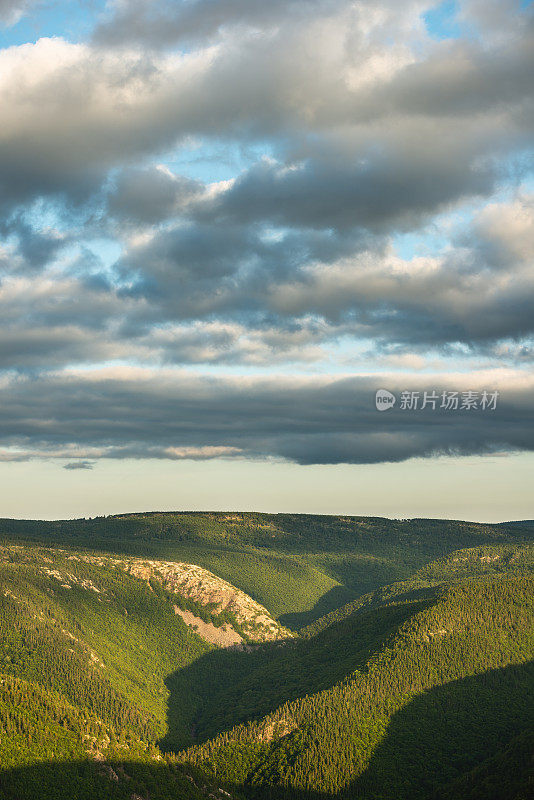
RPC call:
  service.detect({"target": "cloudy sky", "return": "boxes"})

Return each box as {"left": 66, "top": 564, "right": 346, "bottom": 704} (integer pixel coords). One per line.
{"left": 0, "top": 0, "right": 533, "bottom": 520}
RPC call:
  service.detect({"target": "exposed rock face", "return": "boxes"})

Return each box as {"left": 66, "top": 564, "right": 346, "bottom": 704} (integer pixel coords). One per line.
{"left": 119, "top": 558, "right": 292, "bottom": 644}
{"left": 172, "top": 607, "right": 243, "bottom": 647}
{"left": 0, "top": 544, "right": 292, "bottom": 646}
{"left": 257, "top": 716, "right": 297, "bottom": 743}
{"left": 70, "top": 552, "right": 292, "bottom": 645}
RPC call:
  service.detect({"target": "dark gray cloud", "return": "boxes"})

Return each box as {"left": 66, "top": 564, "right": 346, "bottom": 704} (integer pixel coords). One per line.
{"left": 0, "top": 370, "right": 532, "bottom": 465}
{"left": 459, "top": 0, "right": 529, "bottom": 38}
{"left": 0, "top": 325, "right": 132, "bottom": 370}
{"left": 193, "top": 154, "right": 495, "bottom": 232}
{"left": 94, "top": 0, "right": 342, "bottom": 48}
{"left": 343, "top": 22, "right": 534, "bottom": 123}
{"left": 110, "top": 193, "right": 534, "bottom": 346}
{"left": 0, "top": 317, "right": 329, "bottom": 370}
{"left": 0, "top": 216, "right": 67, "bottom": 273}
{"left": 63, "top": 460, "right": 95, "bottom": 470}
{"left": 0, "top": 191, "right": 532, "bottom": 374}
{"left": 116, "top": 220, "right": 370, "bottom": 307}
{"left": 93, "top": 0, "right": 530, "bottom": 53}
{"left": 107, "top": 166, "right": 203, "bottom": 225}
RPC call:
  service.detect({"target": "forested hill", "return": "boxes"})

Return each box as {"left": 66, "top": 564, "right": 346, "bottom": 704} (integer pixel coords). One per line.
{"left": 1, "top": 512, "right": 529, "bottom": 554}
{"left": 0, "top": 516, "right": 533, "bottom": 799}
{"left": 182, "top": 573, "right": 534, "bottom": 799}
{"left": 1, "top": 513, "right": 531, "bottom": 628}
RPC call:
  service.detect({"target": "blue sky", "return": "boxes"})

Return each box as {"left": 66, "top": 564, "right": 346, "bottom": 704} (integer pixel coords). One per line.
{"left": 423, "top": 1, "right": 463, "bottom": 39}
{"left": 0, "top": 0, "right": 532, "bottom": 519}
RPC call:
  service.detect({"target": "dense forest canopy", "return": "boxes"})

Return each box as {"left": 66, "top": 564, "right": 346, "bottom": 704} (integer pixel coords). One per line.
{"left": 0, "top": 513, "right": 532, "bottom": 799}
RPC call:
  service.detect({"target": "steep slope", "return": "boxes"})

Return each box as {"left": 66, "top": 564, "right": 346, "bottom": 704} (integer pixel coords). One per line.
{"left": 0, "top": 546, "right": 204, "bottom": 751}
{"left": 0, "top": 543, "right": 287, "bottom": 757}
{"left": 181, "top": 575, "right": 534, "bottom": 799}
{"left": 110, "top": 555, "right": 291, "bottom": 643}
{"left": 57, "top": 552, "right": 291, "bottom": 644}
{"left": 300, "top": 542, "right": 534, "bottom": 638}
{"left": 169, "top": 543, "right": 534, "bottom": 749}
{"left": 164, "top": 598, "right": 432, "bottom": 747}
{"left": 0, "top": 546, "right": 254, "bottom": 798}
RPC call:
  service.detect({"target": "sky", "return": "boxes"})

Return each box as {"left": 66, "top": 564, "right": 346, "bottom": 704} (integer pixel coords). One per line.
{"left": 0, "top": 0, "right": 533, "bottom": 521}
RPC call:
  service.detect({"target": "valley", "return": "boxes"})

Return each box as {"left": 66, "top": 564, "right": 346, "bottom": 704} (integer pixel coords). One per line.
{"left": 0, "top": 513, "right": 532, "bottom": 799}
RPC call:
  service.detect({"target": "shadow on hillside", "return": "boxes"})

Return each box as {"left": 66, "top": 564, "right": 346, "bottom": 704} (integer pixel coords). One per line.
{"left": 281, "top": 582, "right": 443, "bottom": 632}
{"left": 345, "top": 660, "right": 534, "bottom": 800}
{"left": 159, "top": 597, "right": 435, "bottom": 752}
{"left": 222, "top": 661, "right": 533, "bottom": 800}
{"left": 0, "top": 759, "right": 334, "bottom": 800}
{"left": 0, "top": 759, "right": 242, "bottom": 800}
{"left": 0, "top": 663, "right": 532, "bottom": 800}
{"left": 278, "top": 584, "right": 357, "bottom": 629}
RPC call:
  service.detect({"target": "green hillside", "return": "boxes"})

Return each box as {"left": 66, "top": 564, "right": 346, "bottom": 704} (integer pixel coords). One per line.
{"left": 300, "top": 542, "right": 534, "bottom": 638}
{"left": 0, "top": 543, "right": 248, "bottom": 798}
{"left": 182, "top": 576, "right": 534, "bottom": 799}
{"left": 0, "top": 545, "right": 216, "bottom": 749}
{"left": 163, "top": 543, "right": 534, "bottom": 749}
{"left": 0, "top": 514, "right": 532, "bottom": 800}
{"left": 1, "top": 513, "right": 530, "bottom": 627}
